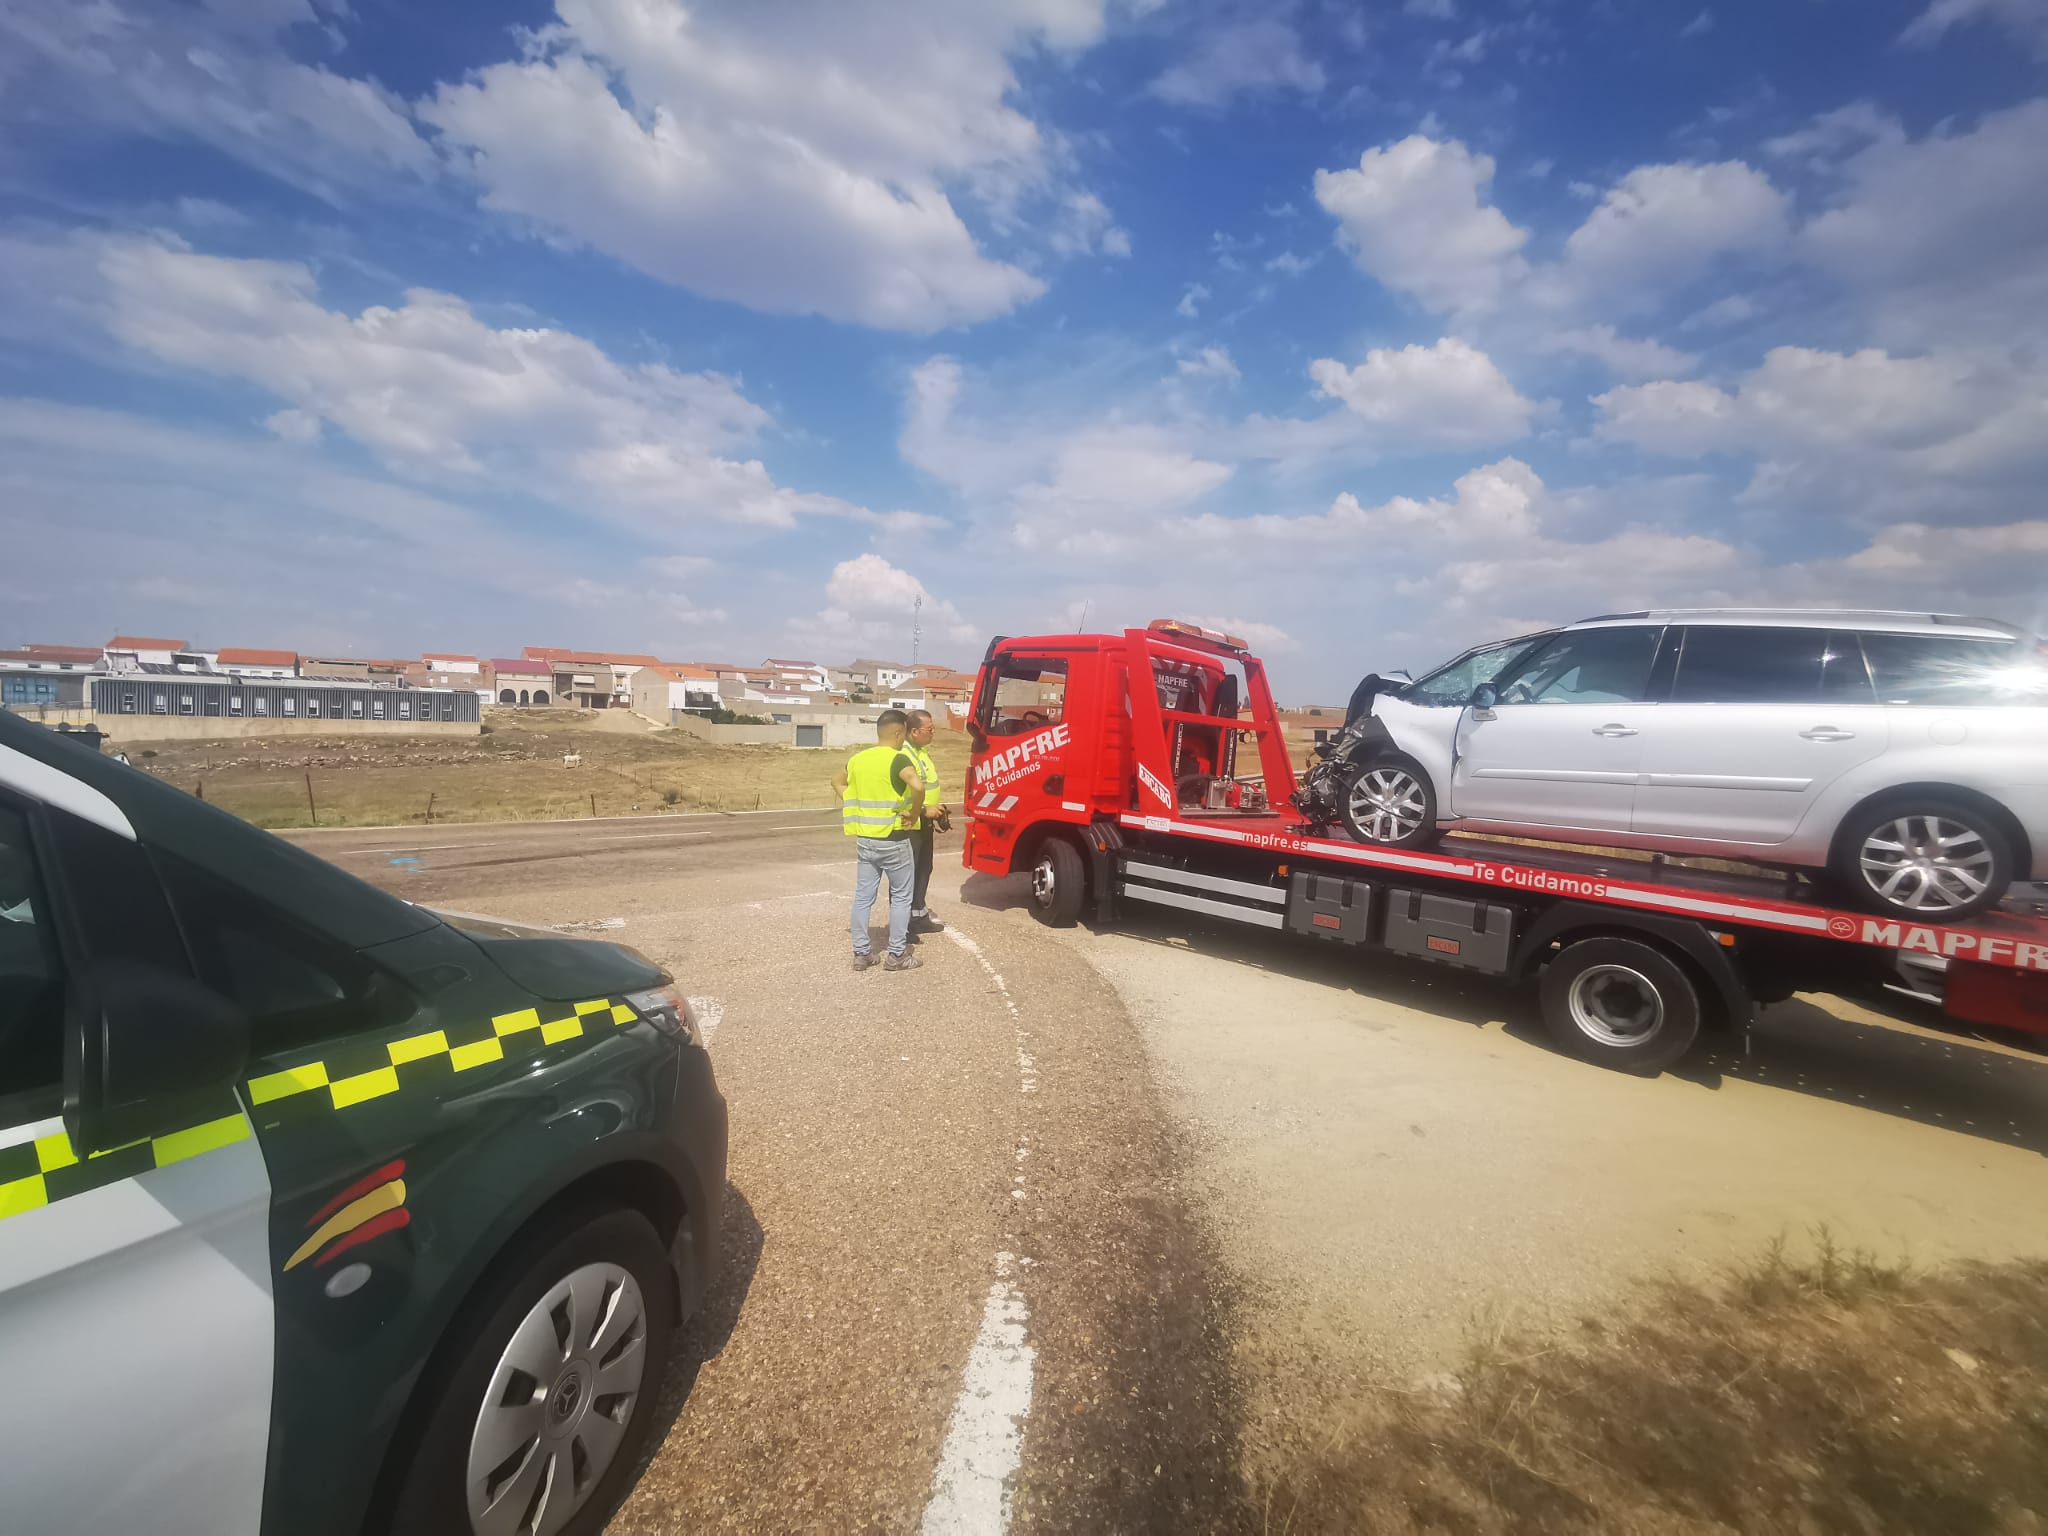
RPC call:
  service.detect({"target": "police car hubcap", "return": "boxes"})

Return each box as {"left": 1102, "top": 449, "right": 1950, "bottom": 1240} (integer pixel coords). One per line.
{"left": 467, "top": 1262, "right": 648, "bottom": 1536}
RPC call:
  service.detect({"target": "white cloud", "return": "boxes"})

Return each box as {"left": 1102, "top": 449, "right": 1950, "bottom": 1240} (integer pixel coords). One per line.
{"left": 1264, "top": 249, "right": 1319, "bottom": 276}
{"left": 1795, "top": 98, "right": 2048, "bottom": 346}
{"left": 1011, "top": 426, "right": 1234, "bottom": 553}
{"left": 1177, "top": 346, "right": 1241, "bottom": 381}
{"left": 1595, "top": 345, "right": 2048, "bottom": 521}
{"left": 1048, "top": 191, "right": 1133, "bottom": 259}
{"left": 420, "top": 0, "right": 1118, "bottom": 332}
{"left": 1762, "top": 100, "right": 1903, "bottom": 165}
{"left": 1307, "top": 337, "right": 1540, "bottom": 449}
{"left": 1542, "top": 325, "right": 1700, "bottom": 380}
{"left": 1186, "top": 616, "right": 1298, "bottom": 652}
{"left": 803, "top": 554, "right": 976, "bottom": 652}
{"left": 1316, "top": 131, "right": 1790, "bottom": 324}
{"left": 1149, "top": 17, "right": 1325, "bottom": 107}
{"left": 1176, "top": 282, "right": 1211, "bottom": 318}
{"left": 1184, "top": 458, "right": 1547, "bottom": 548}
{"left": 1900, "top": 0, "right": 2048, "bottom": 55}
{"left": 86, "top": 235, "right": 905, "bottom": 540}
{"left": 1679, "top": 9, "right": 1714, "bottom": 39}
{"left": 1314, "top": 136, "right": 1530, "bottom": 313}
{"left": 0, "top": 0, "right": 434, "bottom": 203}
{"left": 1403, "top": 0, "right": 1456, "bottom": 18}
{"left": 1551, "top": 160, "right": 1788, "bottom": 306}
{"left": 263, "top": 408, "right": 322, "bottom": 444}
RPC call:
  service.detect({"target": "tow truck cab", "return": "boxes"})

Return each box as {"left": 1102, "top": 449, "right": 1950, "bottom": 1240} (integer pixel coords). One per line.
{"left": 963, "top": 621, "right": 1299, "bottom": 881}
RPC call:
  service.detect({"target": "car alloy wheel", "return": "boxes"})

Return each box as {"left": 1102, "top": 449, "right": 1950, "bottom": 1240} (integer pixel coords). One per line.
{"left": 1346, "top": 766, "right": 1427, "bottom": 843}
{"left": 1857, "top": 814, "right": 1997, "bottom": 915}
{"left": 466, "top": 1262, "right": 649, "bottom": 1536}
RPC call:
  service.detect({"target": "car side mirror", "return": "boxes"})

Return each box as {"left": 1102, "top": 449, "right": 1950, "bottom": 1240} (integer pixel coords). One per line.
{"left": 66, "top": 958, "right": 250, "bottom": 1153}
{"left": 1471, "top": 683, "right": 1499, "bottom": 711}
{"left": 966, "top": 721, "right": 988, "bottom": 751}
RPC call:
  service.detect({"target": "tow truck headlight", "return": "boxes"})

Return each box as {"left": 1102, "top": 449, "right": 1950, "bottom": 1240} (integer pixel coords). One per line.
{"left": 625, "top": 983, "right": 699, "bottom": 1045}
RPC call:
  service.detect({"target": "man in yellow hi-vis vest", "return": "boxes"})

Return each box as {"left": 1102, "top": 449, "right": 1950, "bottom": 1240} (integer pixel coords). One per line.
{"left": 903, "top": 709, "right": 947, "bottom": 939}
{"left": 832, "top": 708, "right": 927, "bottom": 971}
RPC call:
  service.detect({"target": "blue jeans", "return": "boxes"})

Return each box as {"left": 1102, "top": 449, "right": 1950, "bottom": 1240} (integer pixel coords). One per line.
{"left": 851, "top": 836, "right": 915, "bottom": 957}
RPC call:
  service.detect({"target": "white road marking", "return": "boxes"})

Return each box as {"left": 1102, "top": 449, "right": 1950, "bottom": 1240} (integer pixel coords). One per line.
{"left": 685, "top": 995, "right": 723, "bottom": 1045}
{"left": 550, "top": 916, "right": 626, "bottom": 932}
{"left": 919, "top": 1251, "right": 1036, "bottom": 1536}
{"left": 923, "top": 926, "right": 1039, "bottom": 1532}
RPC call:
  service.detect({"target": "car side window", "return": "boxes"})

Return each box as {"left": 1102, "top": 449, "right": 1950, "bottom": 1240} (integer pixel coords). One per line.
{"left": 157, "top": 852, "right": 381, "bottom": 1048}
{"left": 0, "top": 802, "right": 64, "bottom": 1102}
{"left": 1496, "top": 627, "right": 1662, "bottom": 706}
{"left": 1670, "top": 626, "right": 1829, "bottom": 704}
{"left": 1859, "top": 634, "right": 2031, "bottom": 706}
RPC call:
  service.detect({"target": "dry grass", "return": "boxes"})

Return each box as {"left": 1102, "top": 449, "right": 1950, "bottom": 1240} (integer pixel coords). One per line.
{"left": 1257, "top": 1236, "right": 2048, "bottom": 1535}
{"left": 126, "top": 710, "right": 973, "bottom": 830}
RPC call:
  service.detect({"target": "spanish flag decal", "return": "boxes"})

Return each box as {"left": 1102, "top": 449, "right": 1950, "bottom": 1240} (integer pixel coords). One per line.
{"left": 285, "top": 1159, "right": 410, "bottom": 1272}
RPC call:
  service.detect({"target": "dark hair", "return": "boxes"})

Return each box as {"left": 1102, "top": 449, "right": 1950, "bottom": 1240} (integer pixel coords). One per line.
{"left": 876, "top": 708, "right": 910, "bottom": 732}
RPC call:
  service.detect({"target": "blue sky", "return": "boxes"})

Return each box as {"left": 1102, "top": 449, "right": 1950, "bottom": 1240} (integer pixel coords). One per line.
{"left": 2, "top": 0, "right": 2045, "bottom": 698}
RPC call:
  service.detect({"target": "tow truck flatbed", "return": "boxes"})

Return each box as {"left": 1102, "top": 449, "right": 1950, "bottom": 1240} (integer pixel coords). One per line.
{"left": 964, "top": 622, "right": 2048, "bottom": 1072}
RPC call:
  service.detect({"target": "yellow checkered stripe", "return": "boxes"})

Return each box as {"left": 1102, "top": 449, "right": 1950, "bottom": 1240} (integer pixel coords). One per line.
{"left": 245, "top": 998, "right": 639, "bottom": 1114}
{"left": 0, "top": 1109, "right": 249, "bottom": 1223}
{"left": 0, "top": 997, "right": 638, "bottom": 1225}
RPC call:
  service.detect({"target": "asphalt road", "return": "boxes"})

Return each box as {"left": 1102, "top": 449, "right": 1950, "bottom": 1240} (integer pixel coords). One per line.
{"left": 294, "top": 813, "right": 1252, "bottom": 1533}
{"left": 287, "top": 813, "right": 2048, "bottom": 1533}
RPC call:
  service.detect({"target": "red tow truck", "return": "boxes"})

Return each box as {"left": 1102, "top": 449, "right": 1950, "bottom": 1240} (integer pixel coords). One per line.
{"left": 962, "top": 620, "right": 2048, "bottom": 1073}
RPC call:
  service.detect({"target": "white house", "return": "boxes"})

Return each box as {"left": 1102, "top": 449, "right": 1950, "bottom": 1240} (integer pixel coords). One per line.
{"left": 763, "top": 656, "right": 830, "bottom": 693}
{"left": 106, "top": 635, "right": 217, "bottom": 672}
{"left": 849, "top": 657, "right": 916, "bottom": 693}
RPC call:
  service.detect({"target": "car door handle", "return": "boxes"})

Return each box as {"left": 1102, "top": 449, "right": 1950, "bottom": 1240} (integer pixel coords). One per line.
{"left": 1799, "top": 727, "right": 1856, "bottom": 741}
{"left": 1591, "top": 724, "right": 1637, "bottom": 737}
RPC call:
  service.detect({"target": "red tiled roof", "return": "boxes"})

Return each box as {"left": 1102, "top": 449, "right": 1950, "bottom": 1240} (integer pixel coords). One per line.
{"left": 216, "top": 647, "right": 298, "bottom": 667}
{"left": 108, "top": 635, "right": 189, "bottom": 651}
{"left": 422, "top": 652, "right": 478, "bottom": 663}
{"left": 490, "top": 657, "right": 551, "bottom": 676}
{"left": 645, "top": 663, "right": 722, "bottom": 681}
{"left": 3, "top": 644, "right": 101, "bottom": 663}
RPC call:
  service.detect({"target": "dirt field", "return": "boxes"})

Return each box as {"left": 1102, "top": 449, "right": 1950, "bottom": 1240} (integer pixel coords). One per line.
{"left": 124, "top": 709, "right": 973, "bottom": 829}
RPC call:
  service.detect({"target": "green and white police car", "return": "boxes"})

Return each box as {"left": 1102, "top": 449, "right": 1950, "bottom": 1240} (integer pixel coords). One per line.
{"left": 0, "top": 711, "right": 727, "bottom": 1536}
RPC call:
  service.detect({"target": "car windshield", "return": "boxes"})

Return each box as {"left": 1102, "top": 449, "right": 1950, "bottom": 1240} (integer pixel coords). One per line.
{"left": 1400, "top": 632, "right": 1556, "bottom": 707}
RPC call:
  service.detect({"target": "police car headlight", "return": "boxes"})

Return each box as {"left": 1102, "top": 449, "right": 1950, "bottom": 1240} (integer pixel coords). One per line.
{"left": 625, "top": 983, "right": 699, "bottom": 1045}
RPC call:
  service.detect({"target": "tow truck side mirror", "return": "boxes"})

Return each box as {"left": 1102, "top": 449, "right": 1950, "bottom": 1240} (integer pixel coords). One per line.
{"left": 66, "top": 958, "right": 251, "bottom": 1153}
{"left": 966, "top": 721, "right": 988, "bottom": 751}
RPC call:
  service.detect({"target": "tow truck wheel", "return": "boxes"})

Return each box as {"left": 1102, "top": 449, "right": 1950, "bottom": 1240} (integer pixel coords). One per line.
{"left": 1538, "top": 936, "right": 1701, "bottom": 1075}
{"left": 1341, "top": 754, "right": 1441, "bottom": 849}
{"left": 388, "top": 1206, "right": 675, "bottom": 1536}
{"left": 1029, "top": 836, "right": 1087, "bottom": 927}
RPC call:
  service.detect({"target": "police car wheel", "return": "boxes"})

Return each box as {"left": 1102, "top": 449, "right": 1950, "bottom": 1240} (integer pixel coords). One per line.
{"left": 389, "top": 1206, "right": 675, "bottom": 1536}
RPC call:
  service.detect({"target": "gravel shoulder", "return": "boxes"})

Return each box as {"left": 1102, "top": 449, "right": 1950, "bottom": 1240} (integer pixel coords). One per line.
{"left": 1062, "top": 903, "right": 2048, "bottom": 1498}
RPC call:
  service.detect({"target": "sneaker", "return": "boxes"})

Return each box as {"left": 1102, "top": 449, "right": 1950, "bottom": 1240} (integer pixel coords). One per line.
{"left": 909, "top": 912, "right": 946, "bottom": 934}
{"left": 883, "top": 952, "right": 922, "bottom": 971}
{"left": 852, "top": 953, "right": 876, "bottom": 971}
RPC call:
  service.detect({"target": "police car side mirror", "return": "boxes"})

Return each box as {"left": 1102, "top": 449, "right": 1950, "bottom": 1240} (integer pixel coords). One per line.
{"left": 66, "top": 958, "right": 251, "bottom": 1153}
